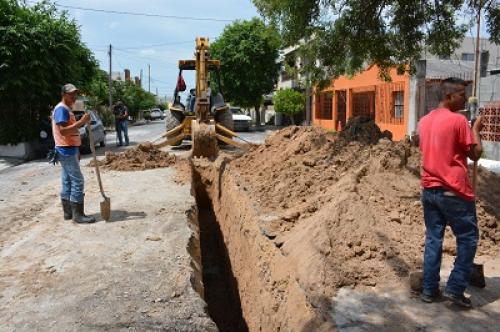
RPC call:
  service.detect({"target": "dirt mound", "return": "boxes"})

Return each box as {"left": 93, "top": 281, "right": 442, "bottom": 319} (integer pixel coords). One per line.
{"left": 173, "top": 159, "right": 192, "bottom": 185}
{"left": 339, "top": 116, "right": 393, "bottom": 144}
{"left": 231, "top": 125, "right": 499, "bottom": 297}
{"left": 92, "top": 143, "right": 176, "bottom": 171}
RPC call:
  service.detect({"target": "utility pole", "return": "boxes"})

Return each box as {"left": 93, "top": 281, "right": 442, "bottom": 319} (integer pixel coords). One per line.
{"left": 148, "top": 64, "right": 151, "bottom": 93}
{"left": 471, "top": 1, "right": 482, "bottom": 193}
{"left": 108, "top": 44, "right": 113, "bottom": 109}
{"left": 472, "top": 2, "right": 481, "bottom": 99}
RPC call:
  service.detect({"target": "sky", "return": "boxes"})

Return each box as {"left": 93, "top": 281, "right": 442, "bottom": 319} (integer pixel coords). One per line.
{"left": 32, "top": 0, "right": 260, "bottom": 101}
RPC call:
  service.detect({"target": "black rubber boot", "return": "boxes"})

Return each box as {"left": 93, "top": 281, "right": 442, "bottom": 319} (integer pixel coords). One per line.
{"left": 61, "top": 198, "right": 72, "bottom": 220}
{"left": 71, "top": 200, "right": 96, "bottom": 224}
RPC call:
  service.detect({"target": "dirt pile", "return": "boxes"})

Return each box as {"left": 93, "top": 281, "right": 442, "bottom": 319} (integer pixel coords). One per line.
{"left": 92, "top": 143, "right": 176, "bottom": 171}
{"left": 339, "top": 116, "right": 393, "bottom": 143}
{"left": 231, "top": 124, "right": 499, "bottom": 296}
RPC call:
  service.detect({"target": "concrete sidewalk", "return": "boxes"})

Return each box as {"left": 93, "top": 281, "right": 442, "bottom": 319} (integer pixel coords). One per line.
{"left": 0, "top": 157, "right": 24, "bottom": 173}
{"left": 333, "top": 255, "right": 500, "bottom": 331}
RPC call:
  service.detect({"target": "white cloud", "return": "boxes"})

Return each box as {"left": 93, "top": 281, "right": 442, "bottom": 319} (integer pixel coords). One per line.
{"left": 108, "top": 21, "right": 119, "bottom": 29}
{"left": 140, "top": 49, "right": 157, "bottom": 56}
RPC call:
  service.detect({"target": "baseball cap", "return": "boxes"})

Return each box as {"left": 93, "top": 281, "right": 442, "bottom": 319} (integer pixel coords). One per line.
{"left": 61, "top": 83, "right": 79, "bottom": 94}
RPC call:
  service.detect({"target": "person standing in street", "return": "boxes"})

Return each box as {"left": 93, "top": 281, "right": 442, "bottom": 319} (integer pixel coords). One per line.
{"left": 52, "top": 83, "right": 96, "bottom": 223}
{"left": 113, "top": 101, "right": 129, "bottom": 146}
{"left": 418, "top": 77, "right": 483, "bottom": 308}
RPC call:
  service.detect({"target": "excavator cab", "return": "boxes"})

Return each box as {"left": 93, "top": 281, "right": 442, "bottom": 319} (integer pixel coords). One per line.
{"left": 158, "top": 37, "right": 246, "bottom": 158}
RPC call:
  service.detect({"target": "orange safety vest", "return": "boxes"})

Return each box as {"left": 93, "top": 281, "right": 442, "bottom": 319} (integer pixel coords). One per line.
{"left": 52, "top": 102, "right": 81, "bottom": 147}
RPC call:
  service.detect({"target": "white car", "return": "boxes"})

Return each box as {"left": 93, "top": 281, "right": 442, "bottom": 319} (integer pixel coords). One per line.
{"left": 150, "top": 108, "right": 164, "bottom": 121}
{"left": 230, "top": 107, "right": 252, "bottom": 131}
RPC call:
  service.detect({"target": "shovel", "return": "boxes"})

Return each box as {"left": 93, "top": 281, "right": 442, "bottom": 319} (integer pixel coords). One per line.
{"left": 86, "top": 112, "right": 111, "bottom": 221}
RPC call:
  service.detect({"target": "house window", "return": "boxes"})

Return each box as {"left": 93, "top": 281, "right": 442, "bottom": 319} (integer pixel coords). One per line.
{"left": 393, "top": 91, "right": 404, "bottom": 120}
{"left": 317, "top": 92, "right": 333, "bottom": 119}
{"left": 461, "top": 53, "right": 474, "bottom": 61}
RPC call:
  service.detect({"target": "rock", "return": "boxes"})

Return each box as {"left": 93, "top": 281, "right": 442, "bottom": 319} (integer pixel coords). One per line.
{"left": 146, "top": 235, "right": 161, "bottom": 241}
{"left": 409, "top": 270, "right": 423, "bottom": 292}
{"left": 368, "top": 196, "right": 377, "bottom": 203}
{"left": 282, "top": 211, "right": 300, "bottom": 222}
{"left": 354, "top": 246, "right": 364, "bottom": 256}
{"left": 46, "top": 266, "right": 57, "bottom": 274}
{"left": 362, "top": 280, "right": 377, "bottom": 287}
{"left": 386, "top": 250, "right": 395, "bottom": 259}
{"left": 303, "top": 157, "right": 317, "bottom": 167}
{"left": 486, "top": 219, "right": 497, "bottom": 228}
{"left": 389, "top": 211, "right": 401, "bottom": 223}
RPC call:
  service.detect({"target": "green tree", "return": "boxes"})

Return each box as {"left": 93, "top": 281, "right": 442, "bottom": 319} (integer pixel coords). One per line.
{"left": 211, "top": 18, "right": 280, "bottom": 126}
{"left": 87, "top": 72, "right": 156, "bottom": 124}
{"left": 87, "top": 69, "right": 109, "bottom": 109}
{"left": 120, "top": 81, "right": 156, "bottom": 117}
{"left": 0, "top": 0, "right": 98, "bottom": 144}
{"left": 253, "top": 0, "right": 500, "bottom": 84}
{"left": 273, "top": 88, "right": 305, "bottom": 125}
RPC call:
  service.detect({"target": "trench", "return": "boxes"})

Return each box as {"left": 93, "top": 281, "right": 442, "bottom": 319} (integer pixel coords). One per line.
{"left": 190, "top": 166, "right": 249, "bottom": 332}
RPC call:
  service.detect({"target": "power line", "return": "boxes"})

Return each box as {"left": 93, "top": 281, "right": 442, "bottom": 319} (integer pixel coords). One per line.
{"left": 52, "top": 2, "right": 234, "bottom": 22}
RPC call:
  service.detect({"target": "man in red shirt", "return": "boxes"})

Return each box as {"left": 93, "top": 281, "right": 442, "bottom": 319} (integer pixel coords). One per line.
{"left": 418, "top": 77, "right": 483, "bottom": 308}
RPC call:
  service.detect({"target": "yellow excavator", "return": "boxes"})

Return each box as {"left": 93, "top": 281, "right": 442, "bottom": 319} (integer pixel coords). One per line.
{"left": 156, "top": 37, "right": 247, "bottom": 158}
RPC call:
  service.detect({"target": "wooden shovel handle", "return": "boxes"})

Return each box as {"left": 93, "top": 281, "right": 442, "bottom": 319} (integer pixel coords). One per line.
{"left": 86, "top": 115, "right": 107, "bottom": 198}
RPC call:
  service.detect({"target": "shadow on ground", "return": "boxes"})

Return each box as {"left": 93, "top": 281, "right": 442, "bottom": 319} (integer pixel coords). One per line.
{"left": 103, "top": 210, "right": 147, "bottom": 223}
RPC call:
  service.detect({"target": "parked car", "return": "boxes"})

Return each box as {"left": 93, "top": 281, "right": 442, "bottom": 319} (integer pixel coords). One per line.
{"left": 149, "top": 108, "right": 164, "bottom": 121}
{"left": 230, "top": 107, "right": 252, "bottom": 131}
{"left": 73, "top": 110, "right": 106, "bottom": 154}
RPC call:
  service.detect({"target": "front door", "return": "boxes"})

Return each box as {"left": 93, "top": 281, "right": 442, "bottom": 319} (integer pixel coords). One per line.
{"left": 352, "top": 91, "right": 375, "bottom": 119}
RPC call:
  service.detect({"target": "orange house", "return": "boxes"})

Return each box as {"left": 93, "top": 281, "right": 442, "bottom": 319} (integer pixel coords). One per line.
{"left": 313, "top": 65, "right": 411, "bottom": 140}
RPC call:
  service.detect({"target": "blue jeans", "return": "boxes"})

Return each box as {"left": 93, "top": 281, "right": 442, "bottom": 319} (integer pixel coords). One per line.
{"left": 59, "top": 153, "right": 84, "bottom": 203}
{"left": 116, "top": 120, "right": 129, "bottom": 145}
{"left": 421, "top": 188, "right": 478, "bottom": 296}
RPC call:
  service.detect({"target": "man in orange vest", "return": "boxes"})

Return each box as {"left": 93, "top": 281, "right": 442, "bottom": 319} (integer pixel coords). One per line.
{"left": 52, "top": 84, "right": 96, "bottom": 223}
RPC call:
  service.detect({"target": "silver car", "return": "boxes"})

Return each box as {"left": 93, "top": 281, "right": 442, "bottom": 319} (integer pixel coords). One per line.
{"left": 74, "top": 110, "right": 106, "bottom": 154}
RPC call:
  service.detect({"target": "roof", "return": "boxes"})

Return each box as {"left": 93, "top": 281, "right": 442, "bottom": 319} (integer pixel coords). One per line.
{"left": 424, "top": 59, "right": 474, "bottom": 80}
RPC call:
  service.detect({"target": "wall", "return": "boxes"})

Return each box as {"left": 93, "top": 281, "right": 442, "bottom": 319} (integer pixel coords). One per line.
{"left": 480, "top": 103, "right": 500, "bottom": 161}
{"left": 0, "top": 142, "right": 39, "bottom": 160}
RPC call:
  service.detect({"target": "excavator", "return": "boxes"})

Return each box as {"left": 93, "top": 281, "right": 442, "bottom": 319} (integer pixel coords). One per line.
{"left": 155, "top": 37, "right": 247, "bottom": 158}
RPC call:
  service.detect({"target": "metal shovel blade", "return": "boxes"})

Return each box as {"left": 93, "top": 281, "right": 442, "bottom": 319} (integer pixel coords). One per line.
{"left": 100, "top": 195, "right": 111, "bottom": 221}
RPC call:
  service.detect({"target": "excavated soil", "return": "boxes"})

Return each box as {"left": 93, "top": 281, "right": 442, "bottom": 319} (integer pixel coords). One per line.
{"left": 173, "top": 159, "right": 192, "bottom": 185}
{"left": 90, "top": 143, "right": 176, "bottom": 171}
{"left": 191, "top": 118, "right": 500, "bottom": 330}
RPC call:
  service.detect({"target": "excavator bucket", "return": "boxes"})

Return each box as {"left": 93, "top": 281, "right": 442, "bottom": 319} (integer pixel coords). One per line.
{"left": 191, "top": 120, "right": 218, "bottom": 158}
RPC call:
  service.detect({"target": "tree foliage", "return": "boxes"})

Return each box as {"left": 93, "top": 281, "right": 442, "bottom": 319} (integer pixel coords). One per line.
{"left": 273, "top": 88, "right": 305, "bottom": 124}
{"left": 253, "top": 0, "right": 500, "bottom": 84}
{"left": 86, "top": 69, "right": 157, "bottom": 122}
{"left": 0, "top": 0, "right": 98, "bottom": 144}
{"left": 210, "top": 18, "right": 281, "bottom": 110}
